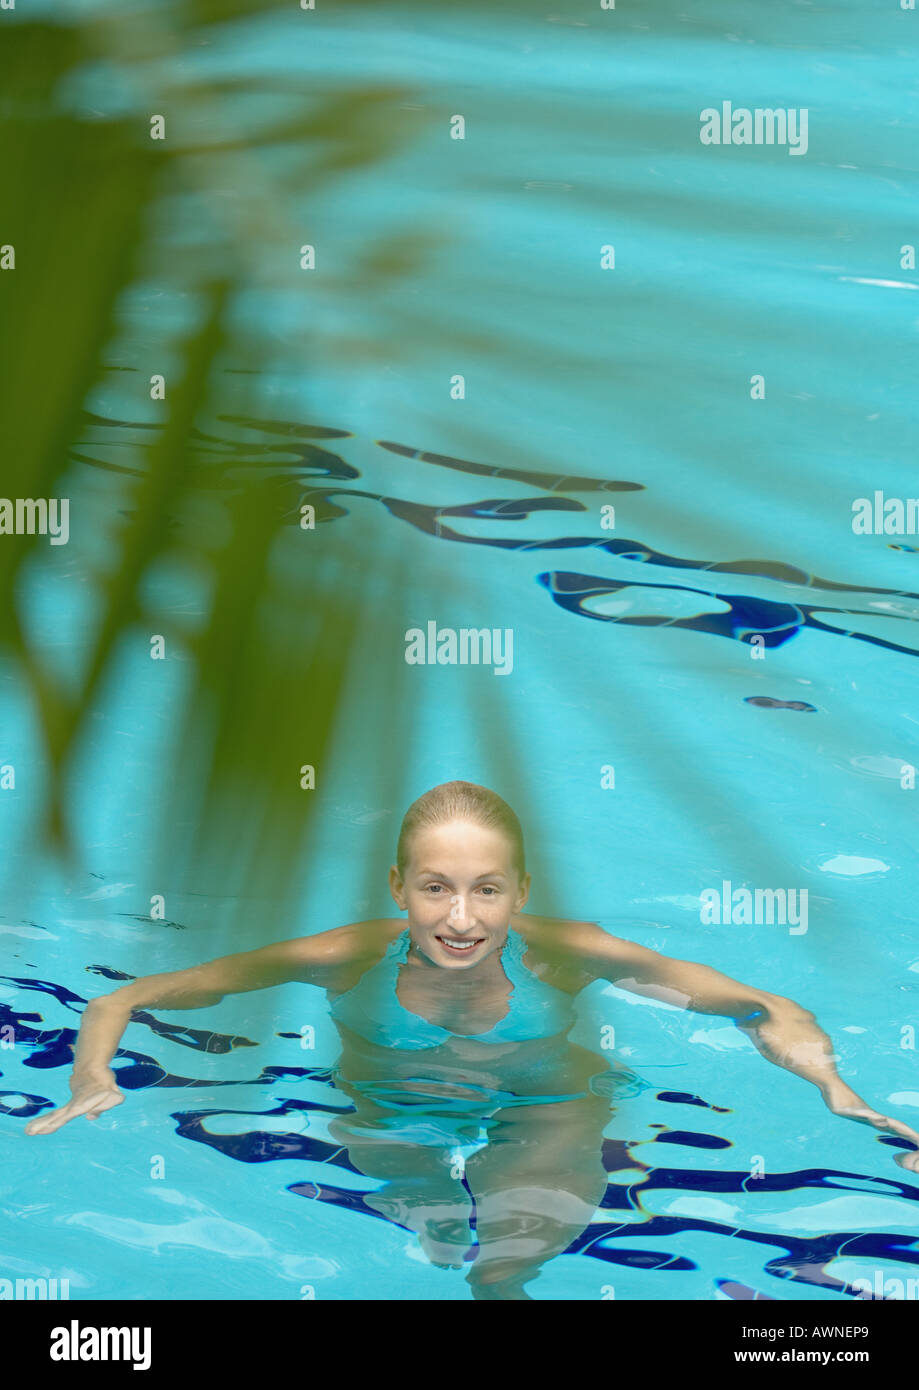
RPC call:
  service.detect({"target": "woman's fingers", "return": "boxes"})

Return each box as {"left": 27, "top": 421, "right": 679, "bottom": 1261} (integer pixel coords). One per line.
{"left": 24, "top": 1087, "right": 123, "bottom": 1134}
{"left": 860, "top": 1113, "right": 919, "bottom": 1164}
{"left": 835, "top": 1102, "right": 914, "bottom": 1137}
{"left": 24, "top": 1102, "right": 79, "bottom": 1134}
{"left": 828, "top": 1099, "right": 919, "bottom": 1165}
{"left": 868, "top": 1113, "right": 919, "bottom": 1146}
{"left": 24, "top": 1106, "right": 76, "bottom": 1135}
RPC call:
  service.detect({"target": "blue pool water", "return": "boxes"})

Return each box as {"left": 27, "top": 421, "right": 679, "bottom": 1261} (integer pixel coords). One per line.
{"left": 4, "top": 0, "right": 919, "bottom": 1300}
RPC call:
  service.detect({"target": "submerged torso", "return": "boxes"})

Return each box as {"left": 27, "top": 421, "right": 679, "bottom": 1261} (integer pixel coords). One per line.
{"left": 323, "top": 917, "right": 641, "bottom": 1135}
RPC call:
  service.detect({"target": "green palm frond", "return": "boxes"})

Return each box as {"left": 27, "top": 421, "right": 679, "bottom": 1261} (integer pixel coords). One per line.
{"left": 0, "top": 8, "right": 426, "bottom": 932}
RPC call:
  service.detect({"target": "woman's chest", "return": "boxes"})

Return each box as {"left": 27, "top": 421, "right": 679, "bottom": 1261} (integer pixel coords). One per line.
{"left": 395, "top": 965, "right": 513, "bottom": 1035}
{"left": 393, "top": 952, "right": 582, "bottom": 1035}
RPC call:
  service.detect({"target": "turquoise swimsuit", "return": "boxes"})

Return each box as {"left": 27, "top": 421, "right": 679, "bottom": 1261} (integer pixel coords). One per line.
{"left": 326, "top": 927, "right": 649, "bottom": 1159}
{"left": 327, "top": 926, "right": 588, "bottom": 1153}
{"left": 328, "top": 925, "right": 577, "bottom": 1049}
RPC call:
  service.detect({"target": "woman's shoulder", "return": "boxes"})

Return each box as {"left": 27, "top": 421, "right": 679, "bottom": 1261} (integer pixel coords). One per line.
{"left": 510, "top": 914, "right": 654, "bottom": 979}
{"left": 510, "top": 913, "right": 611, "bottom": 981}
{"left": 511, "top": 911, "right": 602, "bottom": 946}
{"left": 299, "top": 918, "right": 404, "bottom": 992}
{"left": 334, "top": 918, "right": 405, "bottom": 942}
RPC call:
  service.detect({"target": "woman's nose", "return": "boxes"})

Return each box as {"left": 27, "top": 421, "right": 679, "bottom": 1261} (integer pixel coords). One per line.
{"left": 448, "top": 893, "right": 475, "bottom": 927}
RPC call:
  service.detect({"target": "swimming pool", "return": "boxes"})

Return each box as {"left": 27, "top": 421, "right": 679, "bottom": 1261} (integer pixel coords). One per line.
{"left": 4, "top": 0, "right": 919, "bottom": 1302}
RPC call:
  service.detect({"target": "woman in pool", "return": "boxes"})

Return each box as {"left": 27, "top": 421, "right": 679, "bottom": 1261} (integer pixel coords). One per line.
{"left": 25, "top": 780, "right": 919, "bottom": 1299}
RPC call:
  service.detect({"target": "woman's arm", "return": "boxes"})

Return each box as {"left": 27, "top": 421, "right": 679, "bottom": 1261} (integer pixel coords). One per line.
{"left": 24, "top": 923, "right": 372, "bottom": 1137}
{"left": 568, "top": 922, "right": 919, "bottom": 1172}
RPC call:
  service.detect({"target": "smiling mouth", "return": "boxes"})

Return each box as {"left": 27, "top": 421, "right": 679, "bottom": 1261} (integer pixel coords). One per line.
{"left": 435, "top": 935, "right": 485, "bottom": 955}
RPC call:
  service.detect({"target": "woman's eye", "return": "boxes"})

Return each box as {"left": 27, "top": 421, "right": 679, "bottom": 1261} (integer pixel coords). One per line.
{"left": 422, "top": 884, "right": 498, "bottom": 895}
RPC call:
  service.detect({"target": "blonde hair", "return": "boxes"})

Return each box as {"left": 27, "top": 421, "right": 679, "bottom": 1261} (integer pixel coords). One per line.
{"left": 396, "top": 780, "right": 526, "bottom": 881}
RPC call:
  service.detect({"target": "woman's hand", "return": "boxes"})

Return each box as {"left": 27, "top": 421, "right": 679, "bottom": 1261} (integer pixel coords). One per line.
{"left": 823, "top": 1084, "right": 919, "bottom": 1172}
{"left": 24, "top": 1070, "right": 124, "bottom": 1136}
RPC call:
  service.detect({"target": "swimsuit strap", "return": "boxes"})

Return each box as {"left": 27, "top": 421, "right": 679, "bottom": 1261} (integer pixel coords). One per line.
{"left": 501, "top": 924, "right": 542, "bottom": 990}
{"left": 503, "top": 924, "right": 527, "bottom": 964}
{"left": 393, "top": 929, "right": 412, "bottom": 962}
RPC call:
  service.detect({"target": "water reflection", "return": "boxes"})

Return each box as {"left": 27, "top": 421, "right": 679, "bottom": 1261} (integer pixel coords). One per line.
{"left": 77, "top": 409, "right": 919, "bottom": 663}
{"left": 327, "top": 1022, "right": 642, "bottom": 1297}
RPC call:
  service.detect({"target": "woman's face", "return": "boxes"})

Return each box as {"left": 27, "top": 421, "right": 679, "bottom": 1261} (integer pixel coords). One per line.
{"left": 389, "top": 819, "right": 530, "bottom": 969}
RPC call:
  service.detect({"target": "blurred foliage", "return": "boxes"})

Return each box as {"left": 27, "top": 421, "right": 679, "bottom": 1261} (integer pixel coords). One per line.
{"left": 0, "top": 7, "right": 414, "bottom": 933}
{"left": 2, "top": 21, "right": 158, "bottom": 848}
{"left": 0, "top": 0, "right": 568, "bottom": 946}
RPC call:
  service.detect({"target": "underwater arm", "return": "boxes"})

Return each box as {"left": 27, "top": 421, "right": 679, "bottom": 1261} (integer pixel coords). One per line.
{"left": 571, "top": 924, "right": 919, "bottom": 1172}
{"left": 24, "top": 927, "right": 361, "bottom": 1137}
